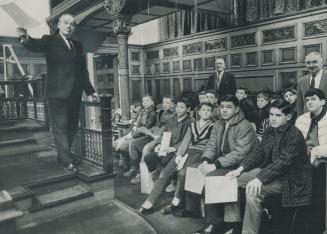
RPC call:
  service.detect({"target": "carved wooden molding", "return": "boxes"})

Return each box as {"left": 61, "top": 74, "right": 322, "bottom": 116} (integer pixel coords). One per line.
{"left": 304, "top": 19, "right": 327, "bottom": 37}
{"left": 113, "top": 17, "right": 131, "bottom": 34}
{"left": 262, "top": 26, "right": 295, "bottom": 43}
{"left": 104, "top": 0, "right": 126, "bottom": 15}
{"left": 231, "top": 33, "right": 256, "bottom": 48}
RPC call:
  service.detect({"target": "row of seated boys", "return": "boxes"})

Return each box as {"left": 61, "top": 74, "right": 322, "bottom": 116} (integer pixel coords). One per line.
{"left": 113, "top": 87, "right": 322, "bottom": 234}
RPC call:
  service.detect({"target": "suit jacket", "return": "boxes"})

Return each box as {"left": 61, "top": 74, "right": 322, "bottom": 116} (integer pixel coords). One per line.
{"left": 21, "top": 34, "right": 95, "bottom": 99}
{"left": 297, "top": 70, "right": 327, "bottom": 116}
{"left": 206, "top": 71, "right": 236, "bottom": 98}
{"left": 241, "top": 123, "right": 312, "bottom": 207}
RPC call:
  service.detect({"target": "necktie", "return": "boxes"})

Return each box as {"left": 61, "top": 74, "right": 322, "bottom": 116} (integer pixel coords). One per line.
{"left": 310, "top": 74, "right": 316, "bottom": 88}
{"left": 67, "top": 38, "right": 74, "bottom": 50}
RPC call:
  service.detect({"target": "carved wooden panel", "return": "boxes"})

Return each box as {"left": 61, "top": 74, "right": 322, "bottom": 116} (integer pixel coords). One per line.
{"left": 183, "top": 42, "right": 202, "bottom": 55}
{"left": 182, "top": 60, "right": 192, "bottom": 72}
{"left": 163, "top": 62, "right": 170, "bottom": 73}
{"left": 163, "top": 47, "right": 178, "bottom": 58}
{"left": 231, "top": 54, "right": 242, "bottom": 67}
{"left": 263, "top": 26, "right": 295, "bottom": 43}
{"left": 131, "top": 52, "right": 140, "bottom": 61}
{"left": 194, "top": 58, "right": 203, "bottom": 71}
{"left": 231, "top": 33, "right": 256, "bottom": 48}
{"left": 131, "top": 65, "right": 140, "bottom": 75}
{"left": 205, "top": 38, "right": 226, "bottom": 51}
{"left": 304, "top": 19, "right": 327, "bottom": 37}
{"left": 280, "top": 47, "right": 296, "bottom": 63}
{"left": 262, "top": 50, "right": 274, "bottom": 65}
{"left": 303, "top": 44, "right": 321, "bottom": 60}
{"left": 246, "top": 52, "right": 257, "bottom": 66}
{"left": 205, "top": 57, "right": 215, "bottom": 70}
{"left": 173, "top": 61, "right": 180, "bottom": 73}
{"left": 146, "top": 50, "right": 159, "bottom": 60}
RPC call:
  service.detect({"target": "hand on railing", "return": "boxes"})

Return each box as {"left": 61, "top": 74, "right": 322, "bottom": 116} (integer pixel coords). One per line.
{"left": 88, "top": 92, "right": 100, "bottom": 102}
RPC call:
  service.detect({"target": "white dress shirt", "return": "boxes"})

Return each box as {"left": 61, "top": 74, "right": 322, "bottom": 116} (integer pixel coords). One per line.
{"left": 310, "top": 69, "right": 323, "bottom": 88}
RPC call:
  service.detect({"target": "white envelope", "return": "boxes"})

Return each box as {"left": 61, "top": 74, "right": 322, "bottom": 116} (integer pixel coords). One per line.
{"left": 205, "top": 176, "right": 238, "bottom": 204}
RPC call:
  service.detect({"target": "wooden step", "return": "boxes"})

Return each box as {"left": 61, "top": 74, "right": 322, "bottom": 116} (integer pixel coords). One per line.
{"left": 30, "top": 184, "right": 93, "bottom": 212}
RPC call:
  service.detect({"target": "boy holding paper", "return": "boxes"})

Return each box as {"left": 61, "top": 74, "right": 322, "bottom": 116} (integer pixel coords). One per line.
{"left": 226, "top": 99, "right": 312, "bottom": 234}
{"left": 138, "top": 102, "right": 214, "bottom": 214}
{"left": 182, "top": 95, "right": 257, "bottom": 233}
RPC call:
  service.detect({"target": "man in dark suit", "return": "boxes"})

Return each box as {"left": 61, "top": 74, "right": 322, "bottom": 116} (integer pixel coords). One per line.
{"left": 297, "top": 52, "right": 327, "bottom": 116}
{"left": 206, "top": 58, "right": 236, "bottom": 100}
{"left": 17, "top": 14, "right": 98, "bottom": 173}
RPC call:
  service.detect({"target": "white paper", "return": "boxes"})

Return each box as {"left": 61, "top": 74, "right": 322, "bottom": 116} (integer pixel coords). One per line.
{"left": 158, "top": 131, "right": 171, "bottom": 156}
{"left": 0, "top": 2, "right": 40, "bottom": 29}
{"left": 184, "top": 167, "right": 205, "bottom": 194}
{"left": 205, "top": 176, "right": 238, "bottom": 204}
{"left": 176, "top": 153, "right": 189, "bottom": 171}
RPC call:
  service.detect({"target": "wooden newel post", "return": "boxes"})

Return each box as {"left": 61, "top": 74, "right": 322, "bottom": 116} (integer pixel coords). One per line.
{"left": 100, "top": 95, "right": 113, "bottom": 173}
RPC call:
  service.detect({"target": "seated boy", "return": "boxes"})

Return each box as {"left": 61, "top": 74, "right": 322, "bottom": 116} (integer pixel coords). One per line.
{"left": 113, "top": 95, "right": 157, "bottom": 176}
{"left": 178, "top": 95, "right": 257, "bottom": 224}
{"left": 282, "top": 87, "right": 297, "bottom": 123}
{"left": 128, "top": 95, "right": 175, "bottom": 184}
{"left": 138, "top": 102, "right": 214, "bottom": 214}
{"left": 256, "top": 92, "right": 270, "bottom": 141}
{"left": 205, "top": 90, "right": 220, "bottom": 121}
{"left": 236, "top": 87, "right": 259, "bottom": 131}
{"left": 223, "top": 99, "right": 312, "bottom": 234}
{"left": 143, "top": 97, "right": 193, "bottom": 178}
{"left": 296, "top": 88, "right": 327, "bottom": 234}
{"left": 193, "top": 91, "right": 207, "bottom": 120}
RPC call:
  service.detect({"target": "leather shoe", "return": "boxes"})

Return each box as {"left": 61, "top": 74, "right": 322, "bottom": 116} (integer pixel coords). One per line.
{"left": 64, "top": 163, "right": 78, "bottom": 173}
{"left": 161, "top": 203, "right": 179, "bottom": 215}
{"left": 138, "top": 206, "right": 154, "bottom": 215}
{"left": 195, "top": 224, "right": 223, "bottom": 234}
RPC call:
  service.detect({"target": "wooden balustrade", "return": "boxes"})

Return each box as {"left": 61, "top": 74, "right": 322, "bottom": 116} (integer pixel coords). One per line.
{"left": 0, "top": 79, "right": 113, "bottom": 173}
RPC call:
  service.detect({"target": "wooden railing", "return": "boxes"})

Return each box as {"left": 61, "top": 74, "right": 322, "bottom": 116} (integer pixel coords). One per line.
{"left": 0, "top": 79, "right": 114, "bottom": 173}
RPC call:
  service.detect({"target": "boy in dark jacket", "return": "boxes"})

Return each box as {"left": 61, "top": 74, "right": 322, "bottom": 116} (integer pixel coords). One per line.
{"left": 224, "top": 99, "right": 312, "bottom": 234}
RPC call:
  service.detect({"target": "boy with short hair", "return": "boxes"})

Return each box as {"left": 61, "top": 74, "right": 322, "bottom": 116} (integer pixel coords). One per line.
{"left": 177, "top": 95, "right": 257, "bottom": 224}
{"left": 114, "top": 95, "right": 157, "bottom": 177}
{"left": 143, "top": 97, "right": 193, "bottom": 178}
{"left": 205, "top": 90, "right": 220, "bottom": 121}
{"left": 128, "top": 95, "right": 175, "bottom": 184}
{"left": 256, "top": 92, "right": 270, "bottom": 140}
{"left": 138, "top": 102, "right": 215, "bottom": 214}
{"left": 225, "top": 99, "right": 312, "bottom": 234}
{"left": 296, "top": 88, "right": 327, "bottom": 234}
{"left": 236, "top": 87, "right": 259, "bottom": 131}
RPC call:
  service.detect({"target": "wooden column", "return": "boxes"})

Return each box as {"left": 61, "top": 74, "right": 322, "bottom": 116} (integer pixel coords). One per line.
{"left": 100, "top": 95, "right": 113, "bottom": 173}
{"left": 113, "top": 16, "right": 132, "bottom": 121}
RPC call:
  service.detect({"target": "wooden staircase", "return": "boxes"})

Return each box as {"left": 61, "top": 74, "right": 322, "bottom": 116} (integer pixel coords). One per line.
{"left": 0, "top": 119, "right": 116, "bottom": 233}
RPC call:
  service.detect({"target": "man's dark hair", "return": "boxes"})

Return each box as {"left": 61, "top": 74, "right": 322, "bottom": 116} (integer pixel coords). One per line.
{"left": 175, "top": 97, "right": 192, "bottom": 108}
{"left": 162, "top": 95, "right": 174, "bottom": 101}
{"left": 199, "top": 102, "right": 214, "bottom": 110}
{"left": 219, "top": 95, "right": 240, "bottom": 107}
{"left": 304, "top": 88, "right": 325, "bottom": 100}
{"left": 270, "top": 99, "right": 293, "bottom": 115}
{"left": 198, "top": 91, "right": 207, "bottom": 96}
{"left": 237, "top": 87, "right": 248, "bottom": 95}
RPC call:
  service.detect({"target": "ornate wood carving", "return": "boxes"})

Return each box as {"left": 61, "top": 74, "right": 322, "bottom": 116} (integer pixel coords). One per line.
{"left": 205, "top": 38, "right": 226, "bottom": 51}
{"left": 263, "top": 26, "right": 295, "bottom": 43}
{"left": 173, "top": 61, "right": 180, "bottom": 73}
{"left": 231, "top": 33, "right": 256, "bottom": 48}
{"left": 163, "top": 47, "right": 178, "bottom": 58}
{"left": 305, "top": 19, "right": 327, "bottom": 37}
{"left": 104, "top": 0, "right": 126, "bottom": 15}
{"left": 182, "top": 60, "right": 192, "bottom": 71}
{"left": 113, "top": 17, "right": 131, "bottom": 34}
{"left": 182, "top": 42, "right": 202, "bottom": 55}
{"left": 146, "top": 50, "right": 159, "bottom": 60}
{"left": 205, "top": 57, "right": 215, "bottom": 70}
